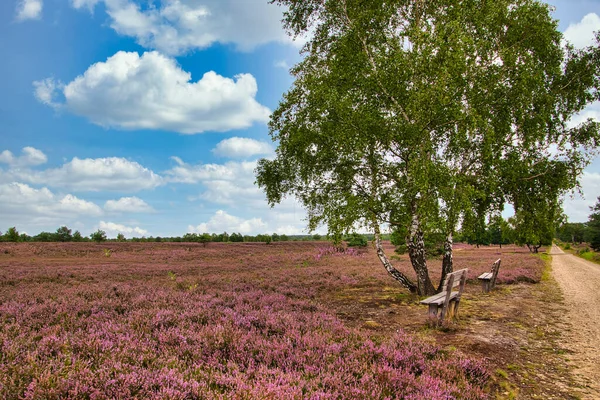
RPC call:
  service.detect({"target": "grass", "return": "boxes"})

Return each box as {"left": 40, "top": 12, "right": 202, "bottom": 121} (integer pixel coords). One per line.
{"left": 556, "top": 241, "right": 600, "bottom": 264}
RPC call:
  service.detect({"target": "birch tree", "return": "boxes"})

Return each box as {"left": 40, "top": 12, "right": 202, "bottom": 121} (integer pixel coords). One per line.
{"left": 256, "top": 0, "right": 600, "bottom": 295}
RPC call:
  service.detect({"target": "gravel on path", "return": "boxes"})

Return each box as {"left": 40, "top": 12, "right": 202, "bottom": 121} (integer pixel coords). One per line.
{"left": 550, "top": 244, "right": 600, "bottom": 398}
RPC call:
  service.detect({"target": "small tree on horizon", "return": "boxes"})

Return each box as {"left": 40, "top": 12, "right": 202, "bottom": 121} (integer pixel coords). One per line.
{"left": 55, "top": 226, "right": 72, "bottom": 242}
{"left": 587, "top": 197, "right": 600, "bottom": 251}
{"left": 90, "top": 229, "right": 107, "bottom": 243}
{"left": 4, "top": 227, "right": 20, "bottom": 242}
{"left": 72, "top": 230, "right": 83, "bottom": 242}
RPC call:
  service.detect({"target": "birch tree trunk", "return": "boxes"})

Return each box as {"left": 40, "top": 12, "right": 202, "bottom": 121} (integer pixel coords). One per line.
{"left": 407, "top": 213, "right": 436, "bottom": 296}
{"left": 438, "top": 233, "right": 454, "bottom": 292}
{"left": 373, "top": 227, "right": 418, "bottom": 293}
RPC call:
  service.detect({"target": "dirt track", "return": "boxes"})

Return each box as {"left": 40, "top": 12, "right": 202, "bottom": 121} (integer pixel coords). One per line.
{"left": 550, "top": 245, "right": 600, "bottom": 397}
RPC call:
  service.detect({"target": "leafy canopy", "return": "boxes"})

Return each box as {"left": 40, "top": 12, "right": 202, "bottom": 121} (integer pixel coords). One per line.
{"left": 258, "top": 0, "right": 599, "bottom": 242}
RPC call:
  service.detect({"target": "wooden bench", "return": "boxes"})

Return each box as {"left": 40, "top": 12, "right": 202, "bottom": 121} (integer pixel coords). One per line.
{"left": 477, "top": 259, "right": 501, "bottom": 293}
{"left": 420, "top": 269, "right": 468, "bottom": 325}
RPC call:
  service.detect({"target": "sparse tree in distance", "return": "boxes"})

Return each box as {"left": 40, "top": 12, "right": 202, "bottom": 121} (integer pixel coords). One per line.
{"left": 556, "top": 222, "right": 587, "bottom": 244}
{"left": 257, "top": 0, "right": 600, "bottom": 295}
{"left": 90, "top": 229, "right": 107, "bottom": 243}
{"left": 587, "top": 198, "right": 600, "bottom": 251}
{"left": 117, "top": 233, "right": 126, "bottom": 242}
{"left": 488, "top": 215, "right": 513, "bottom": 248}
{"left": 4, "top": 227, "right": 20, "bottom": 242}
{"left": 229, "top": 232, "right": 243, "bottom": 243}
{"left": 199, "top": 233, "right": 212, "bottom": 247}
{"left": 55, "top": 226, "right": 72, "bottom": 242}
{"left": 72, "top": 230, "right": 83, "bottom": 242}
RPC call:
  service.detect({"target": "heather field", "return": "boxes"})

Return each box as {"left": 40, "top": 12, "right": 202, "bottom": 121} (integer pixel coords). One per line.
{"left": 0, "top": 242, "right": 546, "bottom": 399}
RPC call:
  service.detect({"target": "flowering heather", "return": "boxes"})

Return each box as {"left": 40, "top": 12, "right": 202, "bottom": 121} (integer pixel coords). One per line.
{"left": 0, "top": 242, "right": 492, "bottom": 399}
{"left": 380, "top": 242, "right": 545, "bottom": 286}
{"left": 314, "top": 245, "right": 363, "bottom": 261}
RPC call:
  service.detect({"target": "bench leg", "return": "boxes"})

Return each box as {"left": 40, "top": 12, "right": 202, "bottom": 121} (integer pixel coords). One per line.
{"left": 481, "top": 280, "right": 490, "bottom": 293}
{"left": 428, "top": 304, "right": 439, "bottom": 326}
{"left": 452, "top": 300, "right": 460, "bottom": 319}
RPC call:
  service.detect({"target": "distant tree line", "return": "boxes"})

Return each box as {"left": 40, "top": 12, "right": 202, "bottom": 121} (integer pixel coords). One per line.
{"left": 13, "top": 213, "right": 600, "bottom": 254}
{"left": 388, "top": 212, "right": 557, "bottom": 255}
{"left": 554, "top": 197, "right": 600, "bottom": 252}
{"left": 0, "top": 226, "right": 375, "bottom": 246}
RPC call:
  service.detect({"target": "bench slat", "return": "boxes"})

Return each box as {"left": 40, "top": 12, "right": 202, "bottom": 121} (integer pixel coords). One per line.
{"left": 442, "top": 268, "right": 468, "bottom": 290}
{"left": 420, "top": 291, "right": 458, "bottom": 305}
{"left": 478, "top": 272, "right": 493, "bottom": 280}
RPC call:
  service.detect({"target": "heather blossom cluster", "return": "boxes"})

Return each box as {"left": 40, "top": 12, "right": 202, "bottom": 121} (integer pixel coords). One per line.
{"left": 314, "top": 246, "right": 363, "bottom": 261}
{"left": 0, "top": 242, "right": 491, "bottom": 399}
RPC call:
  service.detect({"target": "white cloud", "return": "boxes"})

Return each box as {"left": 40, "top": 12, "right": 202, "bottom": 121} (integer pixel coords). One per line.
{"left": 0, "top": 147, "right": 47, "bottom": 167}
{"left": 15, "top": 0, "right": 42, "bottom": 21}
{"left": 188, "top": 210, "right": 267, "bottom": 234}
{"left": 98, "top": 221, "right": 148, "bottom": 237}
{"left": 10, "top": 157, "right": 163, "bottom": 192}
{"left": 71, "top": 0, "right": 300, "bottom": 55}
{"left": 169, "top": 157, "right": 311, "bottom": 234}
{"left": 0, "top": 182, "right": 102, "bottom": 222}
{"left": 70, "top": 0, "right": 100, "bottom": 11}
{"left": 274, "top": 60, "right": 290, "bottom": 70}
{"left": 564, "top": 13, "right": 600, "bottom": 49}
{"left": 563, "top": 171, "right": 600, "bottom": 222}
{"left": 34, "top": 51, "right": 270, "bottom": 134}
{"left": 166, "top": 158, "right": 262, "bottom": 205}
{"left": 567, "top": 100, "right": 600, "bottom": 129}
{"left": 166, "top": 157, "right": 256, "bottom": 185}
{"left": 33, "top": 78, "right": 62, "bottom": 107}
{"left": 212, "top": 137, "right": 273, "bottom": 159}
{"left": 104, "top": 196, "right": 154, "bottom": 213}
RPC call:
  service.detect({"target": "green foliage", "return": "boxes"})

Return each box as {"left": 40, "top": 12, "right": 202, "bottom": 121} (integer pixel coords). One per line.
{"left": 34, "top": 231, "right": 56, "bottom": 242}
{"left": 199, "top": 233, "right": 212, "bottom": 246}
{"left": 4, "top": 227, "right": 20, "bottom": 242}
{"left": 116, "top": 233, "right": 126, "bottom": 242}
{"left": 183, "top": 233, "right": 198, "bottom": 242}
{"left": 345, "top": 233, "right": 367, "bottom": 247}
{"left": 229, "top": 232, "right": 244, "bottom": 242}
{"left": 55, "top": 226, "right": 72, "bottom": 242}
{"left": 461, "top": 210, "right": 491, "bottom": 247}
{"left": 256, "top": 0, "right": 600, "bottom": 291}
{"left": 90, "top": 229, "right": 107, "bottom": 243}
{"left": 588, "top": 197, "right": 600, "bottom": 251}
{"left": 487, "top": 216, "right": 514, "bottom": 246}
{"left": 557, "top": 222, "right": 587, "bottom": 243}
{"left": 391, "top": 228, "right": 444, "bottom": 257}
{"left": 72, "top": 231, "right": 83, "bottom": 242}
{"left": 458, "top": 215, "right": 514, "bottom": 247}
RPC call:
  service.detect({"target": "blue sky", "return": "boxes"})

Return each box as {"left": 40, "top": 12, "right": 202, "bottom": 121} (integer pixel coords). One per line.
{"left": 1, "top": 0, "right": 600, "bottom": 238}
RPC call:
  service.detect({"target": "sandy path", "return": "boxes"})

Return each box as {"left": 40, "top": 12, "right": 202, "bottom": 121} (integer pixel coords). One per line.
{"left": 550, "top": 245, "right": 600, "bottom": 397}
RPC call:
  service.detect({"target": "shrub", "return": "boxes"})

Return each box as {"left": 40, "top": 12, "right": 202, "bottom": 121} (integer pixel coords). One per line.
{"left": 345, "top": 233, "right": 367, "bottom": 247}
{"left": 55, "top": 226, "right": 72, "bottom": 242}
{"left": 90, "top": 229, "right": 107, "bottom": 243}
{"left": 3, "top": 227, "right": 20, "bottom": 242}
